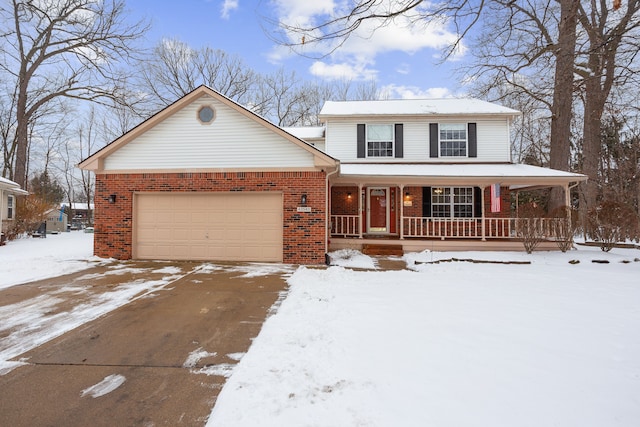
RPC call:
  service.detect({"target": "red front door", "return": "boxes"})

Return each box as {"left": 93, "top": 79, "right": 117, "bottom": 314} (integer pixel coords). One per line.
{"left": 368, "top": 188, "right": 388, "bottom": 233}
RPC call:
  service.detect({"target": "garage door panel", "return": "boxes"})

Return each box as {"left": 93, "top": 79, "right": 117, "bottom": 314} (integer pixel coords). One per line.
{"left": 135, "top": 193, "right": 283, "bottom": 262}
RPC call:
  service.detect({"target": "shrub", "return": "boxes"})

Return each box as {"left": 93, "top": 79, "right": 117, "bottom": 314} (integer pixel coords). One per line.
{"left": 547, "top": 206, "right": 578, "bottom": 252}
{"left": 4, "top": 195, "right": 54, "bottom": 240}
{"left": 516, "top": 202, "right": 546, "bottom": 254}
{"left": 586, "top": 200, "right": 640, "bottom": 252}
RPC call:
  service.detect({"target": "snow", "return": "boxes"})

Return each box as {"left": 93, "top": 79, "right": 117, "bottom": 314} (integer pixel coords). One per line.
{"left": 319, "top": 98, "right": 521, "bottom": 117}
{"left": 208, "top": 246, "right": 640, "bottom": 427}
{"left": 1, "top": 232, "right": 639, "bottom": 426}
{"left": 0, "top": 231, "right": 99, "bottom": 290}
{"left": 81, "top": 374, "right": 126, "bottom": 398}
{"left": 339, "top": 162, "right": 586, "bottom": 181}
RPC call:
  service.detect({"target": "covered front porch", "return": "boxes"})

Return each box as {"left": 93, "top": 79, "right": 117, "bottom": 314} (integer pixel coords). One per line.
{"left": 327, "top": 163, "right": 587, "bottom": 253}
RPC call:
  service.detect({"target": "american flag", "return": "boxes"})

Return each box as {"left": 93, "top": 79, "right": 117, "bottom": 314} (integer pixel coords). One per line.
{"left": 491, "top": 184, "right": 501, "bottom": 213}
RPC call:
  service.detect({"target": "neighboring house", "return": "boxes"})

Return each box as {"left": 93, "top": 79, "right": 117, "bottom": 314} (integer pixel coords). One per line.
{"left": 1, "top": 177, "right": 29, "bottom": 241}
{"left": 60, "top": 202, "right": 95, "bottom": 228}
{"left": 79, "top": 86, "right": 586, "bottom": 264}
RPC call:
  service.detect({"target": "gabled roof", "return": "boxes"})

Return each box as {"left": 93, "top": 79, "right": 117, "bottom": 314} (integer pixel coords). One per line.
{"left": 79, "top": 86, "right": 337, "bottom": 171}
{"left": 319, "top": 98, "right": 521, "bottom": 119}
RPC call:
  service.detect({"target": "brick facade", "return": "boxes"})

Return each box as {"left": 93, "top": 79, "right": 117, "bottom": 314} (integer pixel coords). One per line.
{"left": 95, "top": 171, "right": 327, "bottom": 264}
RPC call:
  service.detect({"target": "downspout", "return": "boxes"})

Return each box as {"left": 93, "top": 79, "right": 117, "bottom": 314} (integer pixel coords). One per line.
{"left": 325, "top": 166, "right": 340, "bottom": 261}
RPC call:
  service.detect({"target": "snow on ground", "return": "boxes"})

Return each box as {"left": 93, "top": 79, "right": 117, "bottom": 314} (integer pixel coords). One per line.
{"left": 0, "top": 231, "right": 98, "bottom": 290}
{"left": 2, "top": 233, "right": 639, "bottom": 426}
{"left": 209, "top": 245, "right": 640, "bottom": 427}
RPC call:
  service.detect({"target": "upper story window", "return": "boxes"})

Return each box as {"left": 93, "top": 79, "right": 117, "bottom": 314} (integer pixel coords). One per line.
{"left": 439, "top": 123, "right": 467, "bottom": 157}
{"left": 7, "top": 195, "right": 14, "bottom": 220}
{"left": 431, "top": 187, "right": 474, "bottom": 218}
{"left": 357, "top": 123, "right": 403, "bottom": 159}
{"left": 430, "top": 123, "right": 476, "bottom": 159}
{"left": 367, "top": 124, "right": 394, "bottom": 157}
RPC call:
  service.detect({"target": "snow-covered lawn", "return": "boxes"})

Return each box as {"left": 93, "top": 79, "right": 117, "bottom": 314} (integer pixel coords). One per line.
{"left": 209, "top": 247, "right": 640, "bottom": 427}
{"left": 0, "top": 231, "right": 98, "bottom": 290}
{"left": 2, "top": 234, "right": 639, "bottom": 426}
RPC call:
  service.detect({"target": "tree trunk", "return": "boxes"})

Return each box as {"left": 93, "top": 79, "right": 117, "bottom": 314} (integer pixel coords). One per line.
{"left": 548, "top": 0, "right": 578, "bottom": 212}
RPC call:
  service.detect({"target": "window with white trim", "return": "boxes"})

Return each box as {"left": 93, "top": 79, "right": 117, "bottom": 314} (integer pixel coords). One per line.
{"left": 431, "top": 187, "right": 474, "bottom": 218}
{"left": 7, "top": 195, "right": 14, "bottom": 220}
{"left": 367, "top": 124, "right": 393, "bottom": 157}
{"left": 439, "top": 123, "right": 467, "bottom": 157}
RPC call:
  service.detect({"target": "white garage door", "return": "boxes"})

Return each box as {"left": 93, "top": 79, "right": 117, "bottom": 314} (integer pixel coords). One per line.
{"left": 134, "top": 192, "right": 283, "bottom": 262}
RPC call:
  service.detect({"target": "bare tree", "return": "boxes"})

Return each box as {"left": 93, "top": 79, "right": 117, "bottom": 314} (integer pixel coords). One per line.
{"left": 0, "top": 0, "right": 149, "bottom": 188}
{"left": 575, "top": 1, "right": 640, "bottom": 213}
{"left": 138, "top": 38, "right": 257, "bottom": 111}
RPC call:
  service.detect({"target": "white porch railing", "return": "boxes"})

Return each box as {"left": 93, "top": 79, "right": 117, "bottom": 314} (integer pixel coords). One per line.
{"left": 330, "top": 215, "right": 568, "bottom": 240}
{"left": 403, "top": 217, "right": 566, "bottom": 239}
{"left": 331, "top": 215, "right": 360, "bottom": 237}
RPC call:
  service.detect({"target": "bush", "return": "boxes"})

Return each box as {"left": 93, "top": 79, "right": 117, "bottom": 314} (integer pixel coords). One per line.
{"left": 516, "top": 202, "right": 547, "bottom": 254}
{"left": 586, "top": 200, "right": 640, "bottom": 252}
{"left": 547, "top": 206, "right": 578, "bottom": 252}
{"left": 4, "top": 195, "right": 54, "bottom": 240}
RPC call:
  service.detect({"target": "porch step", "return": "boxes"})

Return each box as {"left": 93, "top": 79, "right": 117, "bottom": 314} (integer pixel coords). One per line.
{"left": 362, "top": 244, "right": 404, "bottom": 256}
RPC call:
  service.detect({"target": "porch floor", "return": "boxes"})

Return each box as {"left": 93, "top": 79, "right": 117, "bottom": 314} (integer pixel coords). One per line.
{"left": 329, "top": 237, "right": 561, "bottom": 254}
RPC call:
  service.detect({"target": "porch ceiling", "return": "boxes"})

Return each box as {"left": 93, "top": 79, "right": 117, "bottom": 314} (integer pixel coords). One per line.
{"left": 332, "top": 163, "right": 587, "bottom": 188}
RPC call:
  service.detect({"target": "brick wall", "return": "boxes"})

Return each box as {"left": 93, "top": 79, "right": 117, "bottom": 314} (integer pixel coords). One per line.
{"left": 94, "top": 171, "right": 327, "bottom": 264}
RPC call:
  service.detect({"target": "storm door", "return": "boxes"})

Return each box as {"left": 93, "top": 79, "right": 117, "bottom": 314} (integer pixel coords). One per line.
{"left": 367, "top": 187, "right": 389, "bottom": 233}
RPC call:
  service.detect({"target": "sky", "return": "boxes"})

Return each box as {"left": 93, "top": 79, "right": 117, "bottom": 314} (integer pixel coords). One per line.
{"left": 127, "top": 0, "right": 466, "bottom": 99}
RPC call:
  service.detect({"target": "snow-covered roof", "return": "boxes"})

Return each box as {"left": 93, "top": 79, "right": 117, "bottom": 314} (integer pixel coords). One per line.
{"left": 320, "top": 98, "right": 521, "bottom": 118}
{"left": 282, "top": 126, "right": 325, "bottom": 140}
{"left": 0, "top": 176, "right": 28, "bottom": 194}
{"left": 336, "top": 163, "right": 586, "bottom": 187}
{"left": 61, "top": 203, "right": 94, "bottom": 210}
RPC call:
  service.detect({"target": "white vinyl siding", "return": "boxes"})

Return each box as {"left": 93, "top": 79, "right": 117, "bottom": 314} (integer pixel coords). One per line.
{"left": 325, "top": 118, "right": 511, "bottom": 162}
{"left": 105, "top": 96, "right": 316, "bottom": 170}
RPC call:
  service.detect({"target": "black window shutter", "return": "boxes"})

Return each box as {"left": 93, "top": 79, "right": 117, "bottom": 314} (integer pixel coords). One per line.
{"left": 357, "top": 124, "right": 366, "bottom": 158}
{"left": 429, "top": 123, "right": 439, "bottom": 158}
{"left": 395, "top": 124, "right": 403, "bottom": 158}
{"left": 468, "top": 123, "right": 477, "bottom": 158}
{"left": 474, "top": 187, "right": 482, "bottom": 218}
{"left": 422, "top": 187, "right": 432, "bottom": 217}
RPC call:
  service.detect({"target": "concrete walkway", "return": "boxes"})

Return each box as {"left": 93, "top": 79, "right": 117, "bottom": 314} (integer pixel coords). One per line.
{"left": 0, "top": 261, "right": 290, "bottom": 426}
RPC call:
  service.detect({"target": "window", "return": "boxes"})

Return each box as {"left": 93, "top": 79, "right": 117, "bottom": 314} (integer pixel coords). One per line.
{"left": 197, "top": 105, "right": 215, "bottom": 124}
{"left": 7, "top": 195, "right": 14, "bottom": 220}
{"left": 439, "top": 123, "right": 467, "bottom": 157}
{"left": 367, "top": 124, "right": 393, "bottom": 157}
{"left": 431, "top": 187, "right": 474, "bottom": 218}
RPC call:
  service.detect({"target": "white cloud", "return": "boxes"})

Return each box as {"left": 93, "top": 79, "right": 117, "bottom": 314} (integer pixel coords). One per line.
{"left": 396, "top": 63, "right": 411, "bottom": 75}
{"left": 269, "top": 0, "right": 466, "bottom": 82}
{"left": 221, "top": 0, "right": 239, "bottom": 19}
{"left": 309, "top": 60, "right": 377, "bottom": 81}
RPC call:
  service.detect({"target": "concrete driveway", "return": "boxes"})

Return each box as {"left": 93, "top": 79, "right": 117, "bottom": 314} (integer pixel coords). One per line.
{"left": 0, "top": 261, "right": 292, "bottom": 426}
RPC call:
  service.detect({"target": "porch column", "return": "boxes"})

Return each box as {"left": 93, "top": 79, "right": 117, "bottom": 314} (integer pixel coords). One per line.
{"left": 358, "top": 183, "right": 363, "bottom": 239}
{"left": 399, "top": 184, "right": 405, "bottom": 240}
{"left": 481, "top": 185, "right": 486, "bottom": 241}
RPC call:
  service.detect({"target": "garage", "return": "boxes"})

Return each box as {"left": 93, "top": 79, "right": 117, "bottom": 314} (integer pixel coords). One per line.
{"left": 134, "top": 192, "right": 283, "bottom": 262}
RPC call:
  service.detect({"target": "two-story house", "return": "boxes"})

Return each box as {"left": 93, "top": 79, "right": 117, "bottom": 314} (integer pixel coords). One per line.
{"left": 79, "top": 86, "right": 585, "bottom": 264}
{"left": 313, "top": 99, "right": 586, "bottom": 253}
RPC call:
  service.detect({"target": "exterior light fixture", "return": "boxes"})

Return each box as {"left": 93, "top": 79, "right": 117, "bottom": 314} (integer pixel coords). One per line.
{"left": 301, "top": 194, "right": 307, "bottom": 205}
{"left": 108, "top": 194, "right": 116, "bottom": 204}
{"left": 347, "top": 192, "right": 352, "bottom": 199}
{"left": 405, "top": 192, "right": 410, "bottom": 199}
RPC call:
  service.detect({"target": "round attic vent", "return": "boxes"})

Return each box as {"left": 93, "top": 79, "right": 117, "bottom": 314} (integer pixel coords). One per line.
{"left": 198, "top": 105, "right": 215, "bottom": 124}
